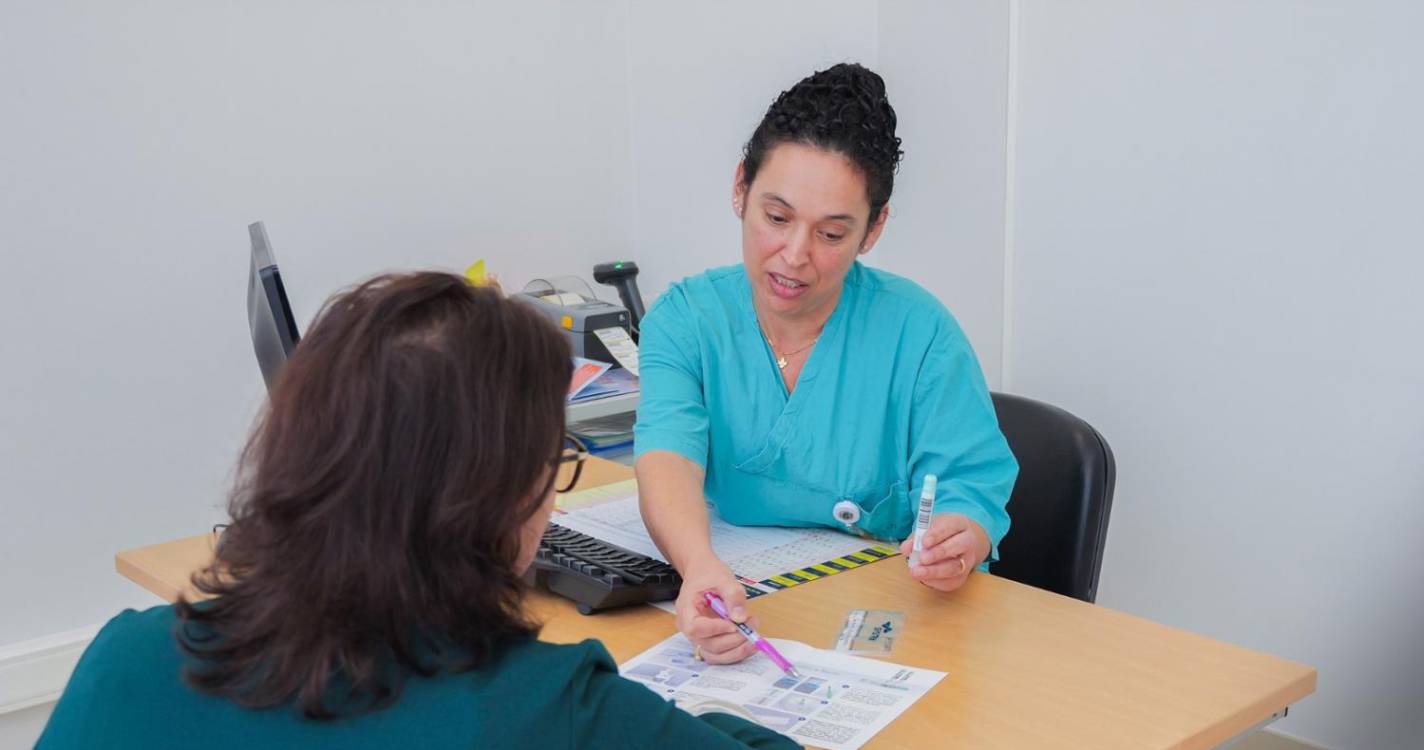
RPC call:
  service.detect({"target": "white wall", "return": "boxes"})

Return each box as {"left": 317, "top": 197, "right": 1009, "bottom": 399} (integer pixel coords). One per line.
{"left": 1007, "top": 2, "right": 1424, "bottom": 747}
{"left": 0, "top": 0, "right": 634, "bottom": 651}
{"left": 625, "top": 0, "right": 878, "bottom": 300}
{"left": 0, "top": 703, "right": 52, "bottom": 750}
{"left": 875, "top": 0, "right": 1011, "bottom": 386}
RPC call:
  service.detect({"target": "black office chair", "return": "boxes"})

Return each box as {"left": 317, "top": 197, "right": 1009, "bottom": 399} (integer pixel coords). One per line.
{"left": 990, "top": 392, "right": 1116, "bottom": 603}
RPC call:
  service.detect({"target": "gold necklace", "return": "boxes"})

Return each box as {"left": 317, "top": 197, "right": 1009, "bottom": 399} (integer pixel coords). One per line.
{"left": 763, "top": 330, "right": 818, "bottom": 370}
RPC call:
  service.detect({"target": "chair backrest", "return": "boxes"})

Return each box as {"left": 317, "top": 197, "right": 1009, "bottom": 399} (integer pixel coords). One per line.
{"left": 990, "top": 392, "right": 1116, "bottom": 603}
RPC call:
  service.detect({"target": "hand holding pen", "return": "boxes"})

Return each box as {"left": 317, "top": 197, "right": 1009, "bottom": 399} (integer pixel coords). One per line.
{"left": 702, "top": 591, "right": 802, "bottom": 678}
{"left": 676, "top": 564, "right": 763, "bottom": 664}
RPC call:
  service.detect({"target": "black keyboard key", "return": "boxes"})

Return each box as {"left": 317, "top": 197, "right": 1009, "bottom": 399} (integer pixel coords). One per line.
{"left": 523, "top": 522, "right": 684, "bottom": 614}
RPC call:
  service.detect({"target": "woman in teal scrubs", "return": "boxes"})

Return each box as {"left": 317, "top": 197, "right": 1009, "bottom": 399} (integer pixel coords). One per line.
{"left": 634, "top": 64, "right": 1018, "bottom": 665}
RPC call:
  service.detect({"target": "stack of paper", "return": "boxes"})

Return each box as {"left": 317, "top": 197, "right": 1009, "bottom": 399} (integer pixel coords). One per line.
{"left": 570, "top": 365, "right": 638, "bottom": 404}
{"left": 569, "top": 411, "right": 636, "bottom": 453}
{"left": 569, "top": 357, "right": 616, "bottom": 402}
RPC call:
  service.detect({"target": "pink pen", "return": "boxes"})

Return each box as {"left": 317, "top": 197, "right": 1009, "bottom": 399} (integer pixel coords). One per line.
{"left": 702, "top": 591, "right": 802, "bottom": 679}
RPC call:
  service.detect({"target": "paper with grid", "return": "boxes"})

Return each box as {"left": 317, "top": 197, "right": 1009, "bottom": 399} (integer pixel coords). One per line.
{"left": 550, "top": 490, "right": 896, "bottom": 595}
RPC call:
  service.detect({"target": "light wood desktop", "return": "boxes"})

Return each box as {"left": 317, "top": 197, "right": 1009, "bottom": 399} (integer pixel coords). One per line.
{"left": 116, "top": 457, "right": 1314, "bottom": 749}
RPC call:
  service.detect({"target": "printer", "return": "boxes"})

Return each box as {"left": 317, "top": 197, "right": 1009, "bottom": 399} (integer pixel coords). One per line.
{"left": 514, "top": 277, "right": 633, "bottom": 367}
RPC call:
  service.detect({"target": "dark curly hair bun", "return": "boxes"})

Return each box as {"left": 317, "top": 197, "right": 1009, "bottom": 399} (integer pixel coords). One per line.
{"left": 742, "top": 62, "right": 903, "bottom": 223}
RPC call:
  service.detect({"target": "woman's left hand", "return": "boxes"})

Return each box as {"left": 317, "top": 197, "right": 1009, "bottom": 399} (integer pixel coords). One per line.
{"left": 899, "top": 513, "right": 991, "bottom": 592}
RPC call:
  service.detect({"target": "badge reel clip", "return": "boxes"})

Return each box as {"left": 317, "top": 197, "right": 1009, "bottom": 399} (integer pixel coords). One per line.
{"left": 832, "top": 500, "right": 862, "bottom": 534}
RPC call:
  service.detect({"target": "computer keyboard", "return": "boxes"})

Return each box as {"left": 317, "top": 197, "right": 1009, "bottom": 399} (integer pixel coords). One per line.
{"left": 525, "top": 523, "right": 684, "bottom": 615}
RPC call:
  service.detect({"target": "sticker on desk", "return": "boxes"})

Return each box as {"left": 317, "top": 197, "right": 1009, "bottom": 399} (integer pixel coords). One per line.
{"left": 834, "top": 609, "right": 905, "bottom": 657}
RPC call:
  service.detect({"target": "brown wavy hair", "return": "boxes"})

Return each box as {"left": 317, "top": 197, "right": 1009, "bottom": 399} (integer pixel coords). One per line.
{"left": 176, "top": 271, "right": 570, "bottom": 717}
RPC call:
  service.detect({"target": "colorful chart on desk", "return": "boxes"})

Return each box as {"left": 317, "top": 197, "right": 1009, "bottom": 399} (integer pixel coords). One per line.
{"left": 551, "top": 490, "right": 899, "bottom": 599}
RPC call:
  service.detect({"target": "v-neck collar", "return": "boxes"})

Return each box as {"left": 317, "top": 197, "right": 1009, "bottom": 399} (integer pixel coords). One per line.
{"left": 739, "top": 263, "right": 859, "bottom": 403}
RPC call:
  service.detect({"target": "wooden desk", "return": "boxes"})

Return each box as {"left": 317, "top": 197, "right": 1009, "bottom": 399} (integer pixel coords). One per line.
{"left": 116, "top": 458, "right": 1314, "bottom": 749}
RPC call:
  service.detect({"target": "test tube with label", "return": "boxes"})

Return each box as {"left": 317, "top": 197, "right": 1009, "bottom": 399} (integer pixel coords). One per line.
{"left": 909, "top": 474, "right": 937, "bottom": 567}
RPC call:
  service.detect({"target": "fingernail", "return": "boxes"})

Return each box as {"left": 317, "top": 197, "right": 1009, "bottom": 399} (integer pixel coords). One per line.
{"left": 732, "top": 607, "right": 747, "bottom": 621}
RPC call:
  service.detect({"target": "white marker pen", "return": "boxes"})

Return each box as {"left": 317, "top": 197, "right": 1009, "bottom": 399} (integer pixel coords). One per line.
{"left": 909, "top": 474, "right": 937, "bottom": 567}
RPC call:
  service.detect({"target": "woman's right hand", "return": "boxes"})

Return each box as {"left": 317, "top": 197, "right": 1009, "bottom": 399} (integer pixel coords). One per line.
{"left": 675, "top": 559, "right": 760, "bottom": 665}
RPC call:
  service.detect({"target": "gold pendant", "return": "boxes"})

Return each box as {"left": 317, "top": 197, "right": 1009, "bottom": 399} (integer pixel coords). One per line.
{"left": 776, "top": 356, "right": 788, "bottom": 370}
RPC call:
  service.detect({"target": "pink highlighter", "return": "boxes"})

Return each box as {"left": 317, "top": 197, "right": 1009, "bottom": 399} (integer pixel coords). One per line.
{"left": 702, "top": 591, "right": 802, "bottom": 679}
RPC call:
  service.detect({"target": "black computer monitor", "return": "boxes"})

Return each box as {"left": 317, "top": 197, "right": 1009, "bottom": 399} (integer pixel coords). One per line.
{"left": 247, "top": 221, "right": 300, "bottom": 389}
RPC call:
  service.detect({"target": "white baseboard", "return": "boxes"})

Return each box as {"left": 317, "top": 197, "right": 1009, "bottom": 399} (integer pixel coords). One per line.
{"left": 0, "top": 627, "right": 99, "bottom": 715}
{"left": 1261, "top": 728, "right": 1333, "bottom": 750}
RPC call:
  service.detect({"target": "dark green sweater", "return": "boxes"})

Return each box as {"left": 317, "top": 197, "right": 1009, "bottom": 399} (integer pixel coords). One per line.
{"left": 37, "top": 605, "right": 798, "bottom": 749}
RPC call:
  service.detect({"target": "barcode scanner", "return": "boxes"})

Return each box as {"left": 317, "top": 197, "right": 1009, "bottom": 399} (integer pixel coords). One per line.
{"left": 593, "top": 261, "right": 645, "bottom": 342}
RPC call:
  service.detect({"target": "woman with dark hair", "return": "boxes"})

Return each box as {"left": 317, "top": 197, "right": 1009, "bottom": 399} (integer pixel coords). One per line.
{"left": 39, "top": 272, "right": 795, "bottom": 749}
{"left": 634, "top": 63, "right": 1018, "bottom": 664}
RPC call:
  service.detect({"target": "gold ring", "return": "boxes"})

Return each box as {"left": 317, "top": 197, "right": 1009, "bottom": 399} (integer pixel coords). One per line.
{"left": 694, "top": 644, "right": 704, "bottom": 661}
{"left": 958, "top": 557, "right": 967, "bottom": 575}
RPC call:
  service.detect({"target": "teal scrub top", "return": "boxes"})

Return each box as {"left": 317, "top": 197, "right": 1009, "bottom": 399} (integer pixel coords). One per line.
{"left": 37, "top": 605, "right": 797, "bottom": 750}
{"left": 634, "top": 262, "right": 1016, "bottom": 560}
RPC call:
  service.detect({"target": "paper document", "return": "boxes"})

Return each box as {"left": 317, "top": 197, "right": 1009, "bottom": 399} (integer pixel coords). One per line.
{"left": 540, "top": 292, "right": 586, "bottom": 306}
{"left": 556, "top": 479, "right": 639, "bottom": 511}
{"left": 568, "top": 365, "right": 638, "bottom": 404}
{"left": 551, "top": 493, "right": 896, "bottom": 597}
{"left": 621, "top": 633, "right": 945, "bottom": 750}
{"left": 569, "top": 357, "right": 613, "bottom": 401}
{"left": 593, "top": 325, "right": 640, "bottom": 376}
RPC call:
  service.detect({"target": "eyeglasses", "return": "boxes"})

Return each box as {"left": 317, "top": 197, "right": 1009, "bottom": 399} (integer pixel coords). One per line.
{"left": 554, "top": 434, "right": 589, "bottom": 493}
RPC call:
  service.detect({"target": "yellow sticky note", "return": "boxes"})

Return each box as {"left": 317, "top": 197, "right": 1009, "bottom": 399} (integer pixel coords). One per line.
{"left": 464, "top": 259, "right": 488, "bottom": 286}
